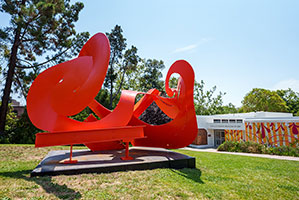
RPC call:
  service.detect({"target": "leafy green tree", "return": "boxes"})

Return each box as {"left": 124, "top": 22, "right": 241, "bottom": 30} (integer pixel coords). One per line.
{"left": 139, "top": 59, "right": 165, "bottom": 91}
{"left": 104, "top": 25, "right": 141, "bottom": 109}
{"left": 240, "top": 88, "right": 288, "bottom": 113}
{"left": 3, "top": 108, "right": 39, "bottom": 144}
{"left": 112, "top": 45, "right": 139, "bottom": 106}
{"left": 219, "top": 103, "right": 238, "bottom": 114}
{"left": 104, "top": 25, "right": 126, "bottom": 109}
{"left": 168, "top": 76, "right": 179, "bottom": 89}
{"left": 115, "top": 58, "right": 166, "bottom": 125}
{"left": 118, "top": 59, "right": 145, "bottom": 92}
{"left": 277, "top": 88, "right": 299, "bottom": 116}
{"left": 104, "top": 27, "right": 164, "bottom": 108}
{"left": 0, "top": 0, "right": 89, "bottom": 134}
{"left": 0, "top": 102, "right": 38, "bottom": 144}
{"left": 170, "top": 78, "right": 234, "bottom": 115}
{"left": 0, "top": 102, "right": 17, "bottom": 143}
{"left": 116, "top": 58, "right": 165, "bottom": 94}
{"left": 194, "top": 80, "right": 227, "bottom": 115}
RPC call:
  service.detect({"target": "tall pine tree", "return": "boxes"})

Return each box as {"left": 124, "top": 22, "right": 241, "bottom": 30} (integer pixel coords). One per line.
{"left": 0, "top": 0, "right": 89, "bottom": 134}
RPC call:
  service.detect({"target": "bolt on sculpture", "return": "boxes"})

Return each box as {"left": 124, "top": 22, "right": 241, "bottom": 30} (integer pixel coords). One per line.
{"left": 27, "top": 33, "right": 197, "bottom": 163}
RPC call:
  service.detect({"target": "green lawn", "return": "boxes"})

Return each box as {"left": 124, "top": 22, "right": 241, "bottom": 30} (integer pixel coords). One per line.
{"left": 0, "top": 145, "right": 298, "bottom": 200}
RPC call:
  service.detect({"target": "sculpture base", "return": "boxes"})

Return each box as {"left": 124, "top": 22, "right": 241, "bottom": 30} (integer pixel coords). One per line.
{"left": 30, "top": 147, "right": 195, "bottom": 177}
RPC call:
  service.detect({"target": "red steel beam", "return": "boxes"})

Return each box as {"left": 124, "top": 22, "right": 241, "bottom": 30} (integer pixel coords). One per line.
{"left": 35, "top": 126, "right": 145, "bottom": 147}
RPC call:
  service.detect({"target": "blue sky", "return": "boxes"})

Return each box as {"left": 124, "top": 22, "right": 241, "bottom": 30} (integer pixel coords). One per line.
{"left": 1, "top": 0, "right": 299, "bottom": 107}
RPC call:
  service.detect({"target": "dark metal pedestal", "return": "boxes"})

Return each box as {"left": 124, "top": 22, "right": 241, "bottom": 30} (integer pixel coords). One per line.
{"left": 31, "top": 147, "right": 195, "bottom": 177}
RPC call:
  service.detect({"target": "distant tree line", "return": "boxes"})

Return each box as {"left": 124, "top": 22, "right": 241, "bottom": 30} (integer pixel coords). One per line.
{"left": 240, "top": 88, "right": 299, "bottom": 115}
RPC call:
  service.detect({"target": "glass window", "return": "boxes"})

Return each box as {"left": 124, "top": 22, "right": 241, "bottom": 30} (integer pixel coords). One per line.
{"left": 237, "top": 119, "right": 243, "bottom": 123}
{"left": 222, "top": 119, "right": 228, "bottom": 123}
{"left": 229, "top": 119, "right": 236, "bottom": 123}
{"left": 214, "top": 119, "right": 221, "bottom": 123}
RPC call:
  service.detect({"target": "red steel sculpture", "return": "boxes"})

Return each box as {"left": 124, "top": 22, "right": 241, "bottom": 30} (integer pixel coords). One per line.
{"left": 27, "top": 33, "right": 197, "bottom": 163}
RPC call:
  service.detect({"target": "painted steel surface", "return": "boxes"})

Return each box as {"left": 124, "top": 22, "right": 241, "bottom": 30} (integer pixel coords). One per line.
{"left": 27, "top": 32, "right": 197, "bottom": 152}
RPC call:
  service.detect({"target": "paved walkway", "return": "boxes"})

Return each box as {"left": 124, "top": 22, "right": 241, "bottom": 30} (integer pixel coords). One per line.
{"left": 183, "top": 147, "right": 299, "bottom": 161}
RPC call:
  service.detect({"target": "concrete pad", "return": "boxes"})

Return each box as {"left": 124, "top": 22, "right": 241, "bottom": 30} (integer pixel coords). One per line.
{"left": 31, "top": 147, "right": 195, "bottom": 177}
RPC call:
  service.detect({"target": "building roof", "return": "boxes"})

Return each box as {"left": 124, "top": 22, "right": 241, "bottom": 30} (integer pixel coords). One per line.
{"left": 196, "top": 112, "right": 298, "bottom": 129}
{"left": 208, "top": 111, "right": 293, "bottom": 119}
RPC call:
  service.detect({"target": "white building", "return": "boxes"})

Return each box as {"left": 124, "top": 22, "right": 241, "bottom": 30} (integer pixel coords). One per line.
{"left": 192, "top": 112, "right": 299, "bottom": 148}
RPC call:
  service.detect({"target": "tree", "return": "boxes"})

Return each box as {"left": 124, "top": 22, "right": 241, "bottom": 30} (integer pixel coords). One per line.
{"left": 104, "top": 25, "right": 140, "bottom": 109}
{"left": 170, "top": 78, "right": 234, "bottom": 115}
{"left": 219, "top": 103, "right": 238, "bottom": 114}
{"left": 194, "top": 80, "right": 227, "bottom": 115}
{"left": 116, "top": 58, "right": 165, "bottom": 94}
{"left": 0, "top": 0, "right": 89, "bottom": 134}
{"left": 139, "top": 59, "right": 165, "bottom": 92}
{"left": 117, "top": 58, "right": 145, "bottom": 92}
{"left": 240, "top": 88, "right": 288, "bottom": 113}
{"left": 277, "top": 88, "right": 299, "bottom": 116}
{"left": 111, "top": 45, "right": 139, "bottom": 106}
{"left": 0, "top": 101, "right": 17, "bottom": 143}
{"left": 2, "top": 108, "right": 39, "bottom": 144}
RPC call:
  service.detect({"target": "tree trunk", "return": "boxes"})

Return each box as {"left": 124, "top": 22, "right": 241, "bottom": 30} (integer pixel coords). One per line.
{"left": 108, "top": 57, "right": 115, "bottom": 110}
{"left": 0, "top": 28, "right": 21, "bottom": 135}
{"left": 109, "top": 78, "right": 113, "bottom": 109}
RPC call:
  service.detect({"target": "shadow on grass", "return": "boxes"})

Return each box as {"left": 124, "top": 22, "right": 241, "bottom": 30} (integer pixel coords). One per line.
{"left": 0, "top": 170, "right": 81, "bottom": 199}
{"left": 172, "top": 168, "right": 204, "bottom": 184}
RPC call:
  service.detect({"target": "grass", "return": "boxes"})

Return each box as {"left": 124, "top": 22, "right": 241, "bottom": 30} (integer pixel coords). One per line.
{"left": 0, "top": 145, "right": 298, "bottom": 199}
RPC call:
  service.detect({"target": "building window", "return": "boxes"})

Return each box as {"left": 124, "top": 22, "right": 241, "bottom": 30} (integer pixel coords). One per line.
{"left": 237, "top": 119, "right": 243, "bottom": 123}
{"left": 214, "top": 119, "right": 221, "bottom": 123}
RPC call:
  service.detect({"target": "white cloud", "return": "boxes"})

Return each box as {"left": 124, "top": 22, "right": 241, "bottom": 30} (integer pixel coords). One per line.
{"left": 172, "top": 37, "right": 214, "bottom": 54}
{"left": 173, "top": 44, "right": 198, "bottom": 53}
{"left": 273, "top": 79, "right": 299, "bottom": 92}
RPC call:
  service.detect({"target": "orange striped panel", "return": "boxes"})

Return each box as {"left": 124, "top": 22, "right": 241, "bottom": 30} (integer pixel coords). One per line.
{"left": 240, "top": 130, "right": 243, "bottom": 141}
{"left": 267, "top": 122, "right": 272, "bottom": 145}
{"left": 245, "top": 123, "right": 249, "bottom": 141}
{"left": 253, "top": 123, "right": 257, "bottom": 143}
{"left": 289, "top": 123, "right": 296, "bottom": 147}
{"left": 296, "top": 123, "right": 299, "bottom": 142}
{"left": 277, "top": 122, "right": 284, "bottom": 146}
{"left": 227, "top": 130, "right": 230, "bottom": 141}
{"left": 230, "top": 130, "right": 236, "bottom": 141}
{"left": 257, "top": 123, "right": 262, "bottom": 144}
{"left": 242, "top": 130, "right": 244, "bottom": 141}
{"left": 249, "top": 123, "right": 253, "bottom": 141}
{"left": 225, "top": 130, "right": 229, "bottom": 141}
{"left": 271, "top": 123, "right": 278, "bottom": 146}
{"left": 262, "top": 124, "right": 267, "bottom": 145}
{"left": 238, "top": 130, "right": 242, "bottom": 142}
{"left": 283, "top": 123, "right": 289, "bottom": 146}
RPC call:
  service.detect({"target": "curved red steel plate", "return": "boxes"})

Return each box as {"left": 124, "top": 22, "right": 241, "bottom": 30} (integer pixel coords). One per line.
{"left": 27, "top": 32, "right": 197, "bottom": 151}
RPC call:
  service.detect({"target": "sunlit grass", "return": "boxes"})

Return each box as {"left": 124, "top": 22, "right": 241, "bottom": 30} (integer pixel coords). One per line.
{"left": 0, "top": 145, "right": 298, "bottom": 199}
